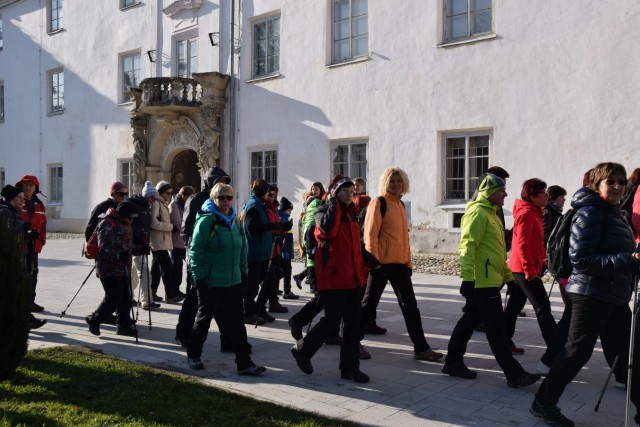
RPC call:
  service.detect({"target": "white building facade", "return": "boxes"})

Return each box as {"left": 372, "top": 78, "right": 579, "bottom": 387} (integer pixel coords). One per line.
{"left": 1, "top": 0, "right": 639, "bottom": 253}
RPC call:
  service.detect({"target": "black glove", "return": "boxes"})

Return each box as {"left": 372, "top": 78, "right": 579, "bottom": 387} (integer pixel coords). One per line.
{"left": 172, "top": 225, "right": 179, "bottom": 234}
{"left": 22, "top": 222, "right": 32, "bottom": 233}
{"left": 504, "top": 280, "right": 516, "bottom": 291}
{"left": 27, "top": 229, "right": 39, "bottom": 241}
{"left": 283, "top": 221, "right": 293, "bottom": 231}
{"left": 141, "top": 245, "right": 151, "bottom": 256}
{"left": 459, "top": 281, "right": 475, "bottom": 299}
{"left": 406, "top": 266, "right": 413, "bottom": 277}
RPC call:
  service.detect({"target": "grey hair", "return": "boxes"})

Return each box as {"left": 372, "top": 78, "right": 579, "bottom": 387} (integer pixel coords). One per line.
{"left": 210, "top": 183, "right": 234, "bottom": 200}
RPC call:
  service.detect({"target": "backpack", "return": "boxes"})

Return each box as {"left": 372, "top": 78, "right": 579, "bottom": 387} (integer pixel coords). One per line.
{"left": 358, "top": 196, "right": 405, "bottom": 236}
{"left": 546, "top": 209, "right": 576, "bottom": 279}
{"left": 83, "top": 217, "right": 117, "bottom": 260}
{"left": 620, "top": 183, "right": 637, "bottom": 232}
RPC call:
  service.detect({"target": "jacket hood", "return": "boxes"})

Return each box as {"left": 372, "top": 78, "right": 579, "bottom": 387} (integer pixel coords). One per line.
{"left": 16, "top": 174, "right": 41, "bottom": 194}
{"left": 571, "top": 187, "right": 612, "bottom": 211}
{"left": 465, "top": 194, "right": 499, "bottom": 213}
{"left": 512, "top": 198, "right": 541, "bottom": 219}
{"left": 204, "top": 167, "right": 230, "bottom": 191}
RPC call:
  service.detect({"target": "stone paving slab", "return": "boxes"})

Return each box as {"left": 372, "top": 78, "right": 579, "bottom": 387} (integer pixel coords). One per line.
{"left": 26, "top": 238, "right": 631, "bottom": 426}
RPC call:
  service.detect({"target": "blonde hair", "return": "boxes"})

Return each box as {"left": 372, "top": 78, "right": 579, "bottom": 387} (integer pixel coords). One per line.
{"left": 210, "top": 183, "right": 234, "bottom": 199}
{"left": 378, "top": 167, "right": 410, "bottom": 196}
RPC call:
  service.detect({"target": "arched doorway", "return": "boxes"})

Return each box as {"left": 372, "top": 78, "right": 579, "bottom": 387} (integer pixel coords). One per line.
{"left": 171, "top": 149, "right": 201, "bottom": 192}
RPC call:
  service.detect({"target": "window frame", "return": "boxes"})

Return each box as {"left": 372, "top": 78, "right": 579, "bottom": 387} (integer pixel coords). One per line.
{"left": 48, "top": 0, "right": 64, "bottom": 33}
{"left": 121, "top": 51, "right": 141, "bottom": 102}
{"left": 443, "top": 0, "right": 493, "bottom": 43}
{"left": 176, "top": 37, "right": 198, "bottom": 78}
{"left": 0, "top": 14, "right": 4, "bottom": 51}
{"left": 120, "top": 0, "right": 139, "bottom": 9}
{"left": 442, "top": 130, "right": 491, "bottom": 202}
{"left": 331, "top": 140, "right": 368, "bottom": 190}
{"left": 0, "top": 81, "right": 4, "bottom": 122}
{"left": 49, "top": 164, "right": 63, "bottom": 204}
{"left": 251, "top": 14, "right": 281, "bottom": 79}
{"left": 48, "top": 68, "right": 64, "bottom": 114}
{"left": 250, "top": 148, "right": 278, "bottom": 186}
{"left": 119, "top": 159, "right": 133, "bottom": 190}
{"left": 331, "top": 0, "right": 369, "bottom": 64}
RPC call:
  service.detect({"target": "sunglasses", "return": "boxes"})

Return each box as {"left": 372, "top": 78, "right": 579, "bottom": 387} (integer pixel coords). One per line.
{"left": 215, "top": 195, "right": 234, "bottom": 201}
{"left": 603, "top": 178, "right": 627, "bottom": 187}
{"left": 116, "top": 191, "right": 129, "bottom": 196}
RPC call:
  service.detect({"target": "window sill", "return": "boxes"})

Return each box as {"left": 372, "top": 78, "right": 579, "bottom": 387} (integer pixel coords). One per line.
{"left": 118, "top": 101, "right": 134, "bottom": 107}
{"left": 327, "top": 55, "right": 370, "bottom": 69}
{"left": 120, "top": 2, "right": 141, "bottom": 11}
{"left": 47, "top": 109, "right": 65, "bottom": 117}
{"left": 47, "top": 28, "right": 65, "bottom": 36}
{"left": 437, "top": 33, "right": 497, "bottom": 48}
{"left": 437, "top": 203, "right": 467, "bottom": 211}
{"left": 246, "top": 73, "right": 281, "bottom": 83}
{"left": 48, "top": 202, "right": 63, "bottom": 206}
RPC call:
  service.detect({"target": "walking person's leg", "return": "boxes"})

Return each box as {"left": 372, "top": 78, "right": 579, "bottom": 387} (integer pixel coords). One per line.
{"left": 518, "top": 276, "right": 557, "bottom": 345}
{"left": 186, "top": 283, "right": 214, "bottom": 369}
{"left": 503, "top": 274, "right": 528, "bottom": 346}
{"left": 360, "top": 268, "right": 389, "bottom": 334}
{"left": 153, "top": 250, "right": 180, "bottom": 300}
{"left": 171, "top": 248, "right": 186, "bottom": 293}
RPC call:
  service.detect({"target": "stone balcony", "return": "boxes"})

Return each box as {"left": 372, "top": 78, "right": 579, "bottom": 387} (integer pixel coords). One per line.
{"left": 137, "top": 77, "right": 202, "bottom": 115}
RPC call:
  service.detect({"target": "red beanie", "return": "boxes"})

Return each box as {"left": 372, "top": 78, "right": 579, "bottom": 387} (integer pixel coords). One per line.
{"left": 109, "top": 181, "right": 127, "bottom": 195}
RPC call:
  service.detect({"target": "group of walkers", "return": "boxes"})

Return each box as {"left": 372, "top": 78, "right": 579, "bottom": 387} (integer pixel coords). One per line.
{"left": 3, "top": 160, "right": 640, "bottom": 426}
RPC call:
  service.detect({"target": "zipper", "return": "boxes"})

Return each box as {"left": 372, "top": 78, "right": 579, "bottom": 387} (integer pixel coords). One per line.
{"left": 485, "top": 258, "right": 490, "bottom": 278}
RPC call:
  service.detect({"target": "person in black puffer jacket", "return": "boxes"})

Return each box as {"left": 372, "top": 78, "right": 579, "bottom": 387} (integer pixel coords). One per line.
{"left": 532, "top": 162, "right": 640, "bottom": 427}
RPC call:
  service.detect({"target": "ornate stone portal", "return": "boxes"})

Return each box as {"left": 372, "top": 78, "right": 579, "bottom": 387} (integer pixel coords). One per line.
{"left": 127, "top": 72, "right": 230, "bottom": 194}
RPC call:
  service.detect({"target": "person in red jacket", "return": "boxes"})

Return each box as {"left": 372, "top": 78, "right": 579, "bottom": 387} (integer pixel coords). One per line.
{"left": 16, "top": 174, "right": 47, "bottom": 312}
{"left": 290, "top": 177, "right": 370, "bottom": 383}
{"left": 505, "top": 178, "right": 557, "bottom": 352}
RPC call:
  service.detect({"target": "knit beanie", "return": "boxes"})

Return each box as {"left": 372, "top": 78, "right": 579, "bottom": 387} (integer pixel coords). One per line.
{"left": 330, "top": 177, "right": 354, "bottom": 198}
{"left": 1, "top": 185, "right": 22, "bottom": 201}
{"left": 109, "top": 181, "right": 127, "bottom": 195}
{"left": 280, "top": 196, "right": 293, "bottom": 212}
{"left": 478, "top": 174, "right": 506, "bottom": 198}
{"left": 142, "top": 181, "right": 159, "bottom": 198}
{"left": 156, "top": 181, "right": 172, "bottom": 196}
{"left": 116, "top": 201, "right": 139, "bottom": 219}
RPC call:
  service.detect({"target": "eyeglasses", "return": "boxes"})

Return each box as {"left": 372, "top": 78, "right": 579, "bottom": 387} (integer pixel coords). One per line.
{"left": 116, "top": 191, "right": 129, "bottom": 196}
{"left": 268, "top": 193, "right": 277, "bottom": 198}
{"left": 215, "top": 195, "right": 234, "bottom": 201}
{"left": 603, "top": 178, "right": 627, "bottom": 187}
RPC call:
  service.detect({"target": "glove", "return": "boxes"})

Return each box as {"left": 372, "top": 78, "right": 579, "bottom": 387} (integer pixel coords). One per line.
{"left": 459, "top": 281, "right": 475, "bottom": 299}
{"left": 27, "top": 229, "right": 39, "bottom": 241}
{"left": 172, "top": 225, "right": 179, "bottom": 234}
{"left": 279, "top": 221, "right": 293, "bottom": 231}
{"left": 141, "top": 245, "right": 151, "bottom": 256}
{"left": 406, "top": 266, "right": 413, "bottom": 277}
{"left": 22, "top": 222, "right": 32, "bottom": 233}
{"left": 503, "top": 280, "right": 516, "bottom": 291}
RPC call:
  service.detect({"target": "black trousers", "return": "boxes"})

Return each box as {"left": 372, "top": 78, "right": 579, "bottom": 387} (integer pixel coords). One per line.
{"left": 93, "top": 276, "right": 133, "bottom": 327}
{"left": 360, "top": 264, "right": 430, "bottom": 352}
{"left": 243, "top": 260, "right": 269, "bottom": 316}
{"left": 171, "top": 248, "right": 186, "bottom": 292}
{"left": 176, "top": 274, "right": 198, "bottom": 341}
{"left": 300, "top": 288, "right": 361, "bottom": 372}
{"left": 536, "top": 293, "right": 637, "bottom": 408}
{"left": 186, "top": 283, "right": 252, "bottom": 370}
{"left": 281, "top": 259, "right": 293, "bottom": 293}
{"left": 150, "top": 250, "right": 179, "bottom": 298}
{"left": 25, "top": 251, "right": 39, "bottom": 303}
{"left": 504, "top": 273, "right": 557, "bottom": 345}
{"left": 445, "top": 287, "right": 525, "bottom": 382}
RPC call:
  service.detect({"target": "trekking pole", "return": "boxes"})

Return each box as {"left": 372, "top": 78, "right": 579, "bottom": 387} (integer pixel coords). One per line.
{"left": 624, "top": 264, "right": 639, "bottom": 426}
{"left": 60, "top": 264, "right": 96, "bottom": 318}
{"left": 125, "top": 264, "right": 139, "bottom": 344}
{"left": 594, "top": 355, "right": 618, "bottom": 412}
{"left": 255, "top": 236, "right": 279, "bottom": 328}
{"left": 144, "top": 253, "right": 153, "bottom": 329}
{"left": 133, "top": 260, "right": 141, "bottom": 323}
{"left": 548, "top": 276, "right": 556, "bottom": 298}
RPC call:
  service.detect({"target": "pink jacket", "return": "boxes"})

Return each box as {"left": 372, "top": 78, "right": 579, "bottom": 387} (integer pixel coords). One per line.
{"left": 632, "top": 185, "right": 640, "bottom": 243}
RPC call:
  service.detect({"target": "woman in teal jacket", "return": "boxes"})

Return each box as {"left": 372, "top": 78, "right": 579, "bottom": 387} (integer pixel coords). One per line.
{"left": 186, "top": 183, "right": 265, "bottom": 376}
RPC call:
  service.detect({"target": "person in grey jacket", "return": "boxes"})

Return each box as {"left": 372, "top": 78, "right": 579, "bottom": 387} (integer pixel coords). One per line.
{"left": 169, "top": 185, "right": 194, "bottom": 293}
{"left": 531, "top": 162, "right": 640, "bottom": 427}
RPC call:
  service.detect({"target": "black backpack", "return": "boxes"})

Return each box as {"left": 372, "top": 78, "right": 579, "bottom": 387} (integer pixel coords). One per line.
{"left": 128, "top": 195, "right": 152, "bottom": 253}
{"left": 358, "top": 196, "right": 406, "bottom": 236}
{"left": 546, "top": 209, "right": 576, "bottom": 279}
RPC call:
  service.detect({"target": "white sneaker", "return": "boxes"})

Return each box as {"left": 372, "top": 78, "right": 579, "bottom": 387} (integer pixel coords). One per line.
{"left": 537, "top": 360, "right": 550, "bottom": 375}
{"left": 615, "top": 381, "right": 627, "bottom": 390}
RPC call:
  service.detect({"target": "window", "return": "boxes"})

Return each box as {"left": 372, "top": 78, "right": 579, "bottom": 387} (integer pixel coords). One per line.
{"left": 332, "top": 141, "right": 367, "bottom": 187}
{"left": 177, "top": 38, "right": 198, "bottom": 78}
{"left": 49, "top": 0, "right": 63, "bottom": 32}
{"left": 122, "top": 52, "right": 141, "bottom": 101}
{"left": 48, "top": 69, "right": 64, "bottom": 113}
{"left": 444, "top": 0, "right": 492, "bottom": 42}
{"left": 49, "top": 165, "right": 63, "bottom": 203}
{"left": 121, "top": 0, "right": 137, "bottom": 8}
{"left": 1, "top": 14, "right": 3, "bottom": 51}
{"left": 0, "top": 82, "right": 4, "bottom": 122}
{"left": 250, "top": 149, "right": 277, "bottom": 186}
{"left": 252, "top": 15, "right": 280, "bottom": 78}
{"left": 444, "top": 132, "right": 490, "bottom": 201}
{"left": 120, "top": 159, "right": 133, "bottom": 190}
{"left": 332, "top": 0, "right": 368, "bottom": 63}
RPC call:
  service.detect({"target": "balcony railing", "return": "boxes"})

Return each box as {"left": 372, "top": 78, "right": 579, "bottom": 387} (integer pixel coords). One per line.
{"left": 139, "top": 77, "right": 202, "bottom": 110}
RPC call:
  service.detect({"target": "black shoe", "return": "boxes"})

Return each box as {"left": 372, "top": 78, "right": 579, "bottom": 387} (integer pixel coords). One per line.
{"left": 530, "top": 397, "right": 574, "bottom": 427}
{"left": 31, "top": 302, "right": 45, "bottom": 312}
{"left": 289, "top": 318, "right": 303, "bottom": 340}
{"left": 283, "top": 292, "right": 299, "bottom": 300}
{"left": 244, "top": 314, "right": 266, "bottom": 325}
{"left": 188, "top": 357, "right": 204, "bottom": 370}
{"left": 85, "top": 315, "right": 100, "bottom": 336}
{"left": 29, "top": 317, "right": 47, "bottom": 330}
{"left": 341, "top": 369, "right": 369, "bottom": 383}
{"left": 441, "top": 361, "right": 477, "bottom": 379}
{"left": 103, "top": 313, "right": 117, "bottom": 325}
{"left": 518, "top": 311, "right": 527, "bottom": 317}
{"left": 290, "top": 345, "right": 313, "bottom": 374}
{"left": 508, "top": 371, "right": 541, "bottom": 388}
{"left": 116, "top": 325, "right": 137, "bottom": 337}
{"left": 293, "top": 274, "right": 303, "bottom": 290}
{"left": 237, "top": 362, "right": 266, "bottom": 376}
{"left": 364, "top": 323, "right": 387, "bottom": 335}
{"left": 259, "top": 311, "right": 276, "bottom": 322}
{"left": 152, "top": 294, "right": 163, "bottom": 302}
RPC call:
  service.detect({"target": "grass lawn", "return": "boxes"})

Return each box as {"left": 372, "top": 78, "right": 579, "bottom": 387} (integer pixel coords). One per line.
{"left": 0, "top": 346, "right": 355, "bottom": 427}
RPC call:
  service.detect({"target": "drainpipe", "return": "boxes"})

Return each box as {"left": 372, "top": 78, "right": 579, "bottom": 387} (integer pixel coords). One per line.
{"left": 38, "top": 0, "right": 44, "bottom": 179}
{"left": 228, "top": 0, "right": 238, "bottom": 185}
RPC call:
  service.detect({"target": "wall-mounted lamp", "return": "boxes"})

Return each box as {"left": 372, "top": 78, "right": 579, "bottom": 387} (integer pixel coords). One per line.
{"left": 146, "top": 50, "right": 157, "bottom": 63}
{"left": 208, "top": 32, "right": 219, "bottom": 46}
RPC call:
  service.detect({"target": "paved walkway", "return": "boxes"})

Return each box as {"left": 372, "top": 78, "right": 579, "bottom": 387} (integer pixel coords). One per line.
{"left": 28, "top": 238, "right": 630, "bottom": 426}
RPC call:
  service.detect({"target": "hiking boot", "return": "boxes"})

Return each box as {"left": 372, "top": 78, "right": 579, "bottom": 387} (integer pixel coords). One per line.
{"left": 31, "top": 302, "right": 45, "bottom": 313}
{"left": 258, "top": 311, "right": 276, "bottom": 322}
{"left": 116, "top": 325, "right": 137, "bottom": 336}
{"left": 324, "top": 335, "right": 343, "bottom": 346}
{"left": 518, "top": 311, "right": 527, "bottom": 317}
{"left": 244, "top": 313, "right": 266, "bottom": 325}
{"left": 152, "top": 294, "right": 163, "bottom": 302}
{"left": 414, "top": 348, "right": 444, "bottom": 362}
{"left": 341, "top": 369, "right": 369, "bottom": 383}
{"left": 537, "top": 360, "right": 550, "bottom": 375}
{"left": 365, "top": 323, "right": 387, "bottom": 335}
{"left": 142, "top": 302, "right": 161, "bottom": 311}
{"left": 188, "top": 357, "right": 204, "bottom": 370}
{"left": 29, "top": 316, "right": 47, "bottom": 330}
{"left": 85, "top": 315, "right": 100, "bottom": 336}
{"left": 166, "top": 295, "right": 184, "bottom": 304}
{"left": 511, "top": 344, "right": 525, "bottom": 355}
{"left": 283, "top": 292, "right": 299, "bottom": 300}
{"left": 289, "top": 318, "right": 303, "bottom": 340}
{"left": 237, "top": 362, "right": 266, "bottom": 376}
{"left": 291, "top": 345, "right": 313, "bottom": 374}
{"left": 293, "top": 274, "right": 303, "bottom": 290}
{"left": 442, "top": 361, "right": 477, "bottom": 379}
{"left": 530, "top": 397, "right": 574, "bottom": 427}
{"left": 359, "top": 344, "right": 371, "bottom": 360}
{"left": 507, "top": 371, "right": 541, "bottom": 388}
{"left": 268, "top": 302, "right": 288, "bottom": 313}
